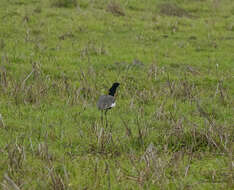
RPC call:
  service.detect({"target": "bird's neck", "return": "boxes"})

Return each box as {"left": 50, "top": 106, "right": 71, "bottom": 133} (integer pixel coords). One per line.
{"left": 108, "top": 87, "right": 117, "bottom": 96}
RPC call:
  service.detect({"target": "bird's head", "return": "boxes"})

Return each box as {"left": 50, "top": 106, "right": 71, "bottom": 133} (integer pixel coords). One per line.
{"left": 112, "top": 82, "right": 120, "bottom": 87}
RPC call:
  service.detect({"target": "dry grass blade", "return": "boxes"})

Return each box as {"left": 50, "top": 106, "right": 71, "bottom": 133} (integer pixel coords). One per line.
{"left": 0, "top": 113, "right": 6, "bottom": 129}
{"left": 120, "top": 117, "right": 132, "bottom": 138}
{"left": 186, "top": 65, "right": 200, "bottom": 75}
{"left": 7, "top": 143, "right": 26, "bottom": 174}
{"left": 36, "top": 142, "right": 53, "bottom": 161}
{"left": 0, "top": 55, "right": 9, "bottom": 92}
{"left": 0, "top": 67, "right": 7, "bottom": 89}
{"left": 196, "top": 101, "right": 214, "bottom": 126}
{"left": 21, "top": 68, "right": 35, "bottom": 90}
{"left": 1, "top": 174, "right": 21, "bottom": 190}
{"left": 141, "top": 143, "right": 158, "bottom": 167}
{"left": 217, "top": 80, "right": 226, "bottom": 104}
{"left": 105, "top": 162, "right": 111, "bottom": 190}
{"left": 184, "top": 155, "right": 192, "bottom": 177}
{"left": 48, "top": 167, "right": 66, "bottom": 190}
{"left": 98, "top": 127, "right": 104, "bottom": 145}
{"left": 166, "top": 74, "right": 175, "bottom": 95}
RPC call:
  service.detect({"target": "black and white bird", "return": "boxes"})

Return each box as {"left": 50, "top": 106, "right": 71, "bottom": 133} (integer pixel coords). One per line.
{"left": 97, "top": 82, "right": 120, "bottom": 123}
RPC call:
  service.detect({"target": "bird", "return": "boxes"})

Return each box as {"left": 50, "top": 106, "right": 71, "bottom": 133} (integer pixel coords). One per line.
{"left": 97, "top": 82, "right": 120, "bottom": 124}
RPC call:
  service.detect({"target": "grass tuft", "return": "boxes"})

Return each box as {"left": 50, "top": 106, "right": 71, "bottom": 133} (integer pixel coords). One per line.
{"left": 50, "top": 0, "right": 77, "bottom": 8}
{"left": 158, "top": 3, "right": 192, "bottom": 18}
{"left": 107, "top": 1, "right": 125, "bottom": 16}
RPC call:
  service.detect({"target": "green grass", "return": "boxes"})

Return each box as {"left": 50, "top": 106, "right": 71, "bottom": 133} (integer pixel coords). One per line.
{"left": 0, "top": 0, "right": 233, "bottom": 189}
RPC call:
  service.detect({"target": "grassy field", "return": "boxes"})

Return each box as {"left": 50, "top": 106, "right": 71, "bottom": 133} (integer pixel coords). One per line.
{"left": 0, "top": 0, "right": 233, "bottom": 189}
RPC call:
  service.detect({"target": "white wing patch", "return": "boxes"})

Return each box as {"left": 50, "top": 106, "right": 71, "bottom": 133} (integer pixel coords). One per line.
{"left": 110, "top": 102, "right": 116, "bottom": 108}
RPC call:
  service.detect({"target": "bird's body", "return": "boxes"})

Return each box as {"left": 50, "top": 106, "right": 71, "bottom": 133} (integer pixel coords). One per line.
{"left": 97, "top": 82, "right": 120, "bottom": 125}
{"left": 97, "top": 95, "right": 116, "bottom": 110}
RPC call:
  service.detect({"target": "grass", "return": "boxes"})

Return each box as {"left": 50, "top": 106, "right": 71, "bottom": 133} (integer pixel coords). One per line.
{"left": 0, "top": 0, "right": 233, "bottom": 189}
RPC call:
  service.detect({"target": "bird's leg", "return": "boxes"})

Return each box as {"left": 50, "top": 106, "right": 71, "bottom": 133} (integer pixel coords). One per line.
{"left": 105, "top": 109, "right": 108, "bottom": 127}
{"left": 101, "top": 110, "right": 104, "bottom": 125}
